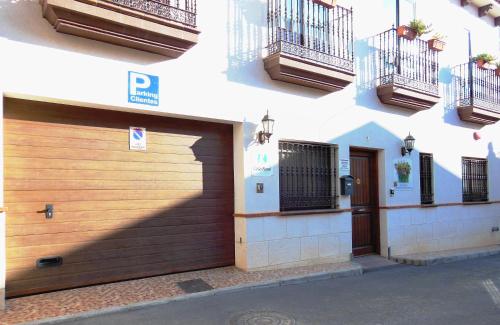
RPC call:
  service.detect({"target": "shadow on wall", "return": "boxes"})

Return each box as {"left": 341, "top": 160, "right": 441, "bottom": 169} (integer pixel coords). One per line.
{"left": 276, "top": 120, "right": 499, "bottom": 256}
{"left": 329, "top": 121, "right": 498, "bottom": 203}
{"left": 4, "top": 107, "right": 499, "bottom": 299}
{"left": 327, "top": 121, "right": 499, "bottom": 255}
{"left": 440, "top": 65, "right": 457, "bottom": 124}
{"left": 4, "top": 100, "right": 235, "bottom": 298}
{"left": 441, "top": 64, "right": 483, "bottom": 129}
{"left": 225, "top": 0, "right": 326, "bottom": 99}
{"left": 488, "top": 142, "right": 500, "bottom": 197}
{"left": 0, "top": 0, "right": 165, "bottom": 64}
{"left": 354, "top": 32, "right": 417, "bottom": 117}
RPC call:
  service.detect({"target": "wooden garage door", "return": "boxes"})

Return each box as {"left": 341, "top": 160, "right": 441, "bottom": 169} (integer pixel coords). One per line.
{"left": 4, "top": 98, "right": 235, "bottom": 297}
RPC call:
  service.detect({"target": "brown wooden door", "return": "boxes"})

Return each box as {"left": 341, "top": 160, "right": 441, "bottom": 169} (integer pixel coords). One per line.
{"left": 350, "top": 149, "right": 379, "bottom": 256}
{"left": 4, "top": 98, "right": 235, "bottom": 297}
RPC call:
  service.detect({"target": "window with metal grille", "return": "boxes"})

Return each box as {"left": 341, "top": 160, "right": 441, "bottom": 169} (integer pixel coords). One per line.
{"left": 419, "top": 153, "right": 434, "bottom": 204}
{"left": 462, "top": 157, "right": 488, "bottom": 202}
{"left": 279, "top": 141, "right": 338, "bottom": 211}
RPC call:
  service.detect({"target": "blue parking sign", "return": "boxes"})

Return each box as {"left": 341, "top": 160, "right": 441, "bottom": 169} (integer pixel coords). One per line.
{"left": 128, "top": 71, "right": 159, "bottom": 106}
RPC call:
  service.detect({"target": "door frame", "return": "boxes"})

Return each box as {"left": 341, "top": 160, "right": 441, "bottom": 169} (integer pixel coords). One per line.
{"left": 349, "top": 147, "right": 381, "bottom": 255}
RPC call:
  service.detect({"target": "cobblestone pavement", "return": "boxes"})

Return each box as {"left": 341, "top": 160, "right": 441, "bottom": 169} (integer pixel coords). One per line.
{"left": 0, "top": 261, "right": 357, "bottom": 324}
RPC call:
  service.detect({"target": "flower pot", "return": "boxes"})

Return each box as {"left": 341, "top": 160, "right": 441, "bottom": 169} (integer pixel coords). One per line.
{"left": 396, "top": 25, "right": 417, "bottom": 41}
{"left": 397, "top": 172, "right": 410, "bottom": 183}
{"left": 396, "top": 168, "right": 410, "bottom": 183}
{"left": 312, "top": 0, "right": 336, "bottom": 9}
{"left": 496, "top": 68, "right": 500, "bottom": 77}
{"left": 476, "top": 59, "right": 487, "bottom": 70}
{"left": 427, "top": 39, "right": 445, "bottom": 52}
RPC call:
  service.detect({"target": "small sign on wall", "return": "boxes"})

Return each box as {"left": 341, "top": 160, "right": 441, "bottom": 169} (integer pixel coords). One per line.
{"left": 129, "top": 127, "right": 147, "bottom": 151}
{"left": 128, "top": 71, "right": 159, "bottom": 106}
{"left": 251, "top": 151, "right": 273, "bottom": 176}
{"left": 339, "top": 159, "right": 350, "bottom": 172}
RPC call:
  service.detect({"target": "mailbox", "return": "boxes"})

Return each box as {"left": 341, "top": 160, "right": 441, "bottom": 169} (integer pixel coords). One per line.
{"left": 340, "top": 175, "right": 354, "bottom": 196}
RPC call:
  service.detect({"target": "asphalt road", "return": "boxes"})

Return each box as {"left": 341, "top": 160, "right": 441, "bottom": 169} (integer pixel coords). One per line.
{"left": 57, "top": 255, "right": 500, "bottom": 325}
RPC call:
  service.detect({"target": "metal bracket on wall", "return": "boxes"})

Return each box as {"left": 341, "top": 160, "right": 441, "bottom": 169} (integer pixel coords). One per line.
{"left": 478, "top": 4, "right": 493, "bottom": 17}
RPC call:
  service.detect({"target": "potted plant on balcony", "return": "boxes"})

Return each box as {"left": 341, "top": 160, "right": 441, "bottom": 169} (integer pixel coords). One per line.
{"left": 495, "top": 62, "right": 500, "bottom": 77}
{"left": 397, "top": 19, "right": 432, "bottom": 41}
{"left": 312, "top": 0, "right": 336, "bottom": 9}
{"left": 427, "top": 33, "right": 446, "bottom": 52}
{"left": 473, "top": 53, "right": 496, "bottom": 70}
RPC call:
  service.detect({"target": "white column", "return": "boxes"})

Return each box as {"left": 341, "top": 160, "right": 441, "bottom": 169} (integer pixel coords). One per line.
{"left": 233, "top": 120, "right": 280, "bottom": 270}
{"left": 233, "top": 123, "right": 246, "bottom": 214}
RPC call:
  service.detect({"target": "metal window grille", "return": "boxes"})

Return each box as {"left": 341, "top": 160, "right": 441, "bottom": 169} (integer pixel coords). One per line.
{"left": 267, "top": 0, "right": 354, "bottom": 73}
{"left": 462, "top": 157, "right": 488, "bottom": 202}
{"left": 279, "top": 141, "right": 338, "bottom": 211}
{"left": 419, "top": 153, "right": 434, "bottom": 204}
{"left": 376, "top": 28, "right": 440, "bottom": 95}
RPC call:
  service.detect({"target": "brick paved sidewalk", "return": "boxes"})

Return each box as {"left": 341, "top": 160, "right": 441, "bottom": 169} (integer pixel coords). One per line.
{"left": 0, "top": 261, "right": 359, "bottom": 324}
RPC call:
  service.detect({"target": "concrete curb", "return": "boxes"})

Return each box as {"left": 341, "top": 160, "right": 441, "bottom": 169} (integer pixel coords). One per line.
{"left": 391, "top": 246, "right": 500, "bottom": 266}
{"left": 23, "top": 265, "right": 362, "bottom": 325}
{"left": 360, "top": 263, "right": 403, "bottom": 273}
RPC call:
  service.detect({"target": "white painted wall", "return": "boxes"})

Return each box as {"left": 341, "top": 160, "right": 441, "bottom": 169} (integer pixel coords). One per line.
{"left": 382, "top": 204, "right": 500, "bottom": 257}
{"left": 0, "top": 0, "right": 498, "bottom": 273}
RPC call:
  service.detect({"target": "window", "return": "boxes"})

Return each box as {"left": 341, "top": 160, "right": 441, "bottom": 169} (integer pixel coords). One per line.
{"left": 462, "top": 157, "right": 488, "bottom": 202}
{"left": 279, "top": 141, "right": 338, "bottom": 211}
{"left": 419, "top": 153, "right": 434, "bottom": 204}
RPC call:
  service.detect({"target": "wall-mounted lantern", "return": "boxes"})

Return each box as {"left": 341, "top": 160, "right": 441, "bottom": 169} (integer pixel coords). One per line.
{"left": 401, "top": 133, "right": 415, "bottom": 156}
{"left": 258, "top": 110, "right": 274, "bottom": 144}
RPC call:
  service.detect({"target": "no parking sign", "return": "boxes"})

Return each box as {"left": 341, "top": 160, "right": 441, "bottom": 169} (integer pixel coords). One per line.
{"left": 129, "top": 127, "right": 147, "bottom": 151}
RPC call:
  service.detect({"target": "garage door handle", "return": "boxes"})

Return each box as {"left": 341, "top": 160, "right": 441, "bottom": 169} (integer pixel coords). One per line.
{"left": 44, "top": 204, "right": 54, "bottom": 219}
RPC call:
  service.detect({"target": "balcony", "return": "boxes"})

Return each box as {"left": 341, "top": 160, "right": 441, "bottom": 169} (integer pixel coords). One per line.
{"left": 263, "top": 1, "right": 355, "bottom": 92}
{"left": 376, "top": 28, "right": 440, "bottom": 111}
{"left": 455, "top": 62, "right": 500, "bottom": 125}
{"left": 41, "top": 0, "right": 199, "bottom": 57}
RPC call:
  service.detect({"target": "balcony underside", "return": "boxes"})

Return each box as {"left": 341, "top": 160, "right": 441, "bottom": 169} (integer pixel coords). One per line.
{"left": 457, "top": 102, "right": 500, "bottom": 125}
{"left": 263, "top": 52, "right": 355, "bottom": 92}
{"left": 41, "top": 0, "right": 199, "bottom": 58}
{"left": 377, "top": 83, "right": 440, "bottom": 111}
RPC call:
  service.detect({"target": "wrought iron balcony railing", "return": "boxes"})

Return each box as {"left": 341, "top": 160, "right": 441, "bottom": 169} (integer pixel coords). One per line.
{"left": 99, "top": 0, "right": 197, "bottom": 27}
{"left": 377, "top": 28, "right": 439, "bottom": 96}
{"left": 267, "top": 0, "right": 354, "bottom": 73}
{"left": 455, "top": 62, "right": 500, "bottom": 112}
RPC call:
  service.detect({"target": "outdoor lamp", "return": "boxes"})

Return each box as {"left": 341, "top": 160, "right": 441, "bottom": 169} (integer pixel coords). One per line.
{"left": 258, "top": 110, "right": 274, "bottom": 144}
{"left": 401, "top": 133, "right": 415, "bottom": 156}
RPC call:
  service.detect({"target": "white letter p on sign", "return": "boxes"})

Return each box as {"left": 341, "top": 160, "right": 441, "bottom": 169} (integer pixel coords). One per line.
{"left": 129, "top": 72, "right": 151, "bottom": 95}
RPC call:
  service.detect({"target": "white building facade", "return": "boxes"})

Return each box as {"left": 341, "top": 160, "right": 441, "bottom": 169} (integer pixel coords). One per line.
{"left": 0, "top": 0, "right": 499, "bottom": 303}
